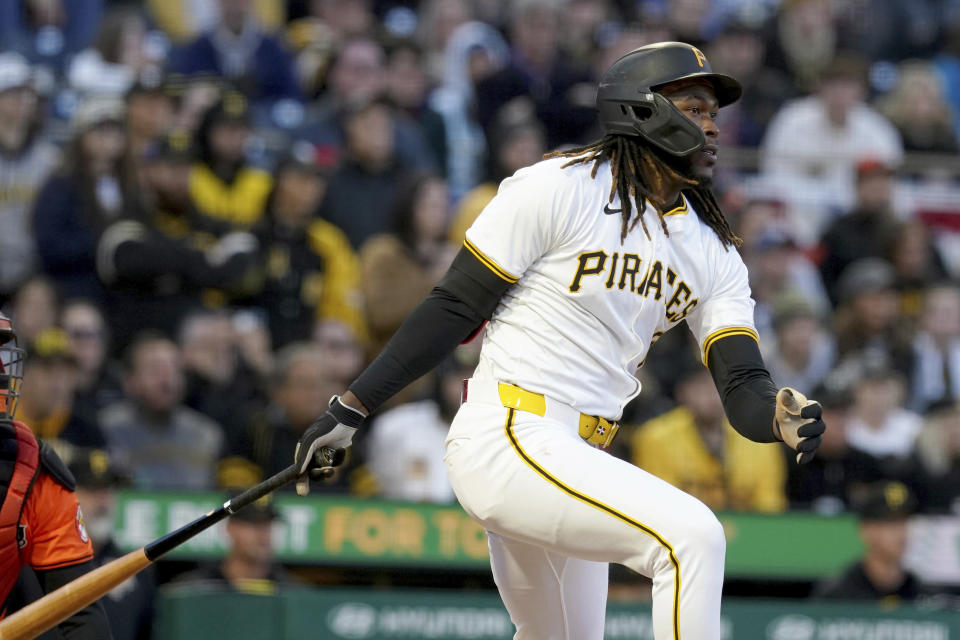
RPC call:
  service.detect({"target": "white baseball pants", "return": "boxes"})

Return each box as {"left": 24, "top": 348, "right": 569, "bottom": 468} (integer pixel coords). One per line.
{"left": 444, "top": 379, "right": 726, "bottom": 640}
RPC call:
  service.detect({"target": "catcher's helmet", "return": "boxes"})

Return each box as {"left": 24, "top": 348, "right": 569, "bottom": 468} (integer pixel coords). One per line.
{"left": 0, "top": 312, "right": 24, "bottom": 422}
{"left": 596, "top": 41, "right": 742, "bottom": 156}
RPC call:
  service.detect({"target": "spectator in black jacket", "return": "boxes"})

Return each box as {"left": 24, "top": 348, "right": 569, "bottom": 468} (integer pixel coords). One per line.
{"left": 818, "top": 159, "right": 899, "bottom": 304}
{"left": 70, "top": 448, "right": 155, "bottom": 640}
{"left": 475, "top": 0, "right": 595, "bottom": 148}
{"left": 318, "top": 97, "right": 412, "bottom": 249}
{"left": 813, "top": 481, "right": 932, "bottom": 602}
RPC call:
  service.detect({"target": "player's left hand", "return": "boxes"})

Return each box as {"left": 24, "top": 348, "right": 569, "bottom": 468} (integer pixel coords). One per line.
{"left": 773, "top": 387, "right": 825, "bottom": 464}
{"left": 294, "top": 395, "right": 365, "bottom": 495}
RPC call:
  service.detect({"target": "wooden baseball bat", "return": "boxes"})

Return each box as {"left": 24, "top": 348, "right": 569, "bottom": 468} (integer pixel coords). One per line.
{"left": 0, "top": 459, "right": 315, "bottom": 640}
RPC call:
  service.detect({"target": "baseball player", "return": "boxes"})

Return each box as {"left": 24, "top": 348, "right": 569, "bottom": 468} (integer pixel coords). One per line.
{"left": 294, "top": 42, "right": 826, "bottom": 639}
{"left": 0, "top": 312, "right": 112, "bottom": 637}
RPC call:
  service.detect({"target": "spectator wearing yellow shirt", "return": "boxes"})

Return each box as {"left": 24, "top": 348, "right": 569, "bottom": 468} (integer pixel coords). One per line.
{"left": 189, "top": 93, "right": 273, "bottom": 232}
{"left": 631, "top": 360, "right": 787, "bottom": 513}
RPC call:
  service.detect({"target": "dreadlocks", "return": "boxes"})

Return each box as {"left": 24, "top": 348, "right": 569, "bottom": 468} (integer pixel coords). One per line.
{"left": 545, "top": 135, "right": 740, "bottom": 247}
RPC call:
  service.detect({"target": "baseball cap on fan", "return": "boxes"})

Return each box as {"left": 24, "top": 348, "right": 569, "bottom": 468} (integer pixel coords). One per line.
{"left": 0, "top": 52, "right": 32, "bottom": 95}
{"left": 71, "top": 95, "right": 126, "bottom": 135}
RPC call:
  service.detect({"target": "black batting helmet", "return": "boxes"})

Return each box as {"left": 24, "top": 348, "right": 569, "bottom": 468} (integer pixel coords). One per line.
{"left": 596, "top": 41, "right": 742, "bottom": 157}
{"left": 0, "top": 312, "right": 24, "bottom": 422}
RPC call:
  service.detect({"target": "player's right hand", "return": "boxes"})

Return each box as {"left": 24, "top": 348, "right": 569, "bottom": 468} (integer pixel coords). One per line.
{"left": 773, "top": 387, "right": 826, "bottom": 465}
{"left": 294, "top": 395, "right": 365, "bottom": 495}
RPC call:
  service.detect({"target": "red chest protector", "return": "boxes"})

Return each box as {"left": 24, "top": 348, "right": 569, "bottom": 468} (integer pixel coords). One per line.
{"left": 0, "top": 420, "right": 41, "bottom": 609}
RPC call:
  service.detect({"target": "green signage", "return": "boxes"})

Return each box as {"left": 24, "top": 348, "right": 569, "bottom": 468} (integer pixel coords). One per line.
{"left": 156, "top": 588, "right": 960, "bottom": 640}
{"left": 113, "top": 491, "right": 863, "bottom": 577}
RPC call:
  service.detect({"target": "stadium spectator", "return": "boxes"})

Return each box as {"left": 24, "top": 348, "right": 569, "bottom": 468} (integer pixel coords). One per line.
{"left": 70, "top": 448, "right": 156, "bottom": 640}
{"left": 188, "top": 94, "right": 273, "bottom": 232}
{"left": 360, "top": 172, "right": 456, "bottom": 355}
{"left": 252, "top": 146, "right": 365, "bottom": 349}
{"left": 475, "top": 0, "right": 595, "bottom": 149}
{"left": 312, "top": 319, "right": 364, "bottom": 391}
{"left": 96, "top": 133, "right": 261, "bottom": 350}
{"left": 9, "top": 275, "right": 60, "bottom": 349}
{"left": 100, "top": 332, "right": 224, "bottom": 490}
{"left": 914, "top": 401, "right": 960, "bottom": 514}
{"left": 235, "top": 342, "right": 340, "bottom": 486}
{"left": 305, "top": 0, "right": 374, "bottom": 40}
{"left": 60, "top": 299, "right": 122, "bottom": 427}
{"left": 833, "top": 259, "right": 914, "bottom": 376}
{"left": 178, "top": 309, "right": 265, "bottom": 445}
{"left": 706, "top": 22, "right": 795, "bottom": 148}
{"left": 34, "top": 96, "right": 132, "bottom": 303}
{"left": 448, "top": 119, "right": 546, "bottom": 243}
{"left": 176, "top": 496, "right": 296, "bottom": 591}
{"left": 167, "top": 0, "right": 302, "bottom": 105}
{"left": 125, "top": 78, "right": 176, "bottom": 160}
{"left": 146, "top": 0, "right": 284, "bottom": 45}
{"left": 785, "top": 386, "right": 857, "bottom": 513}
{"left": 813, "top": 481, "right": 930, "bottom": 601}
{"left": 877, "top": 61, "right": 958, "bottom": 155}
{"left": 744, "top": 229, "right": 831, "bottom": 343}
{"left": 886, "top": 220, "right": 951, "bottom": 321}
{"left": 66, "top": 7, "right": 155, "bottom": 97}
{"left": 761, "top": 54, "right": 903, "bottom": 242}
{"left": 364, "top": 352, "right": 475, "bottom": 503}
{"left": 818, "top": 159, "right": 900, "bottom": 303}
{"left": 0, "top": 53, "right": 59, "bottom": 304}
{"left": 318, "top": 97, "right": 412, "bottom": 249}
{"left": 298, "top": 37, "right": 437, "bottom": 173}
{"left": 843, "top": 363, "right": 928, "bottom": 501}
{"left": 428, "top": 20, "right": 508, "bottom": 198}
{"left": 0, "top": 0, "right": 103, "bottom": 74}
{"left": 18, "top": 327, "right": 104, "bottom": 451}
{"left": 763, "top": 296, "right": 836, "bottom": 396}
{"left": 385, "top": 40, "right": 448, "bottom": 174}
{"left": 908, "top": 284, "right": 960, "bottom": 413}
{"left": 631, "top": 358, "right": 788, "bottom": 513}
{"left": 764, "top": 0, "right": 838, "bottom": 92}
{"left": 416, "top": 0, "right": 472, "bottom": 82}
{"left": 933, "top": 21, "right": 960, "bottom": 138}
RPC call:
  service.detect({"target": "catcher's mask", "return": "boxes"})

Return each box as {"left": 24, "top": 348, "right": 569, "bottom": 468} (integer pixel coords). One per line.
{"left": 596, "top": 41, "right": 742, "bottom": 157}
{"left": 0, "top": 312, "right": 25, "bottom": 422}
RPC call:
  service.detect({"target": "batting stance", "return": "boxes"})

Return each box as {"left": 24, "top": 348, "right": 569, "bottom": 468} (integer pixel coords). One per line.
{"left": 295, "top": 42, "right": 826, "bottom": 639}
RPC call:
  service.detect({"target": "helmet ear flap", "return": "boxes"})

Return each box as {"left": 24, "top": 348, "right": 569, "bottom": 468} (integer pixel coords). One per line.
{"left": 629, "top": 92, "right": 705, "bottom": 157}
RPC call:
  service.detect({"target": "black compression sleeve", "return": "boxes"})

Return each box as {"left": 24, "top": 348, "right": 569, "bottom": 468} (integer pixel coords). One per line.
{"left": 37, "top": 561, "right": 113, "bottom": 640}
{"left": 349, "top": 247, "right": 513, "bottom": 412}
{"left": 706, "top": 334, "right": 779, "bottom": 443}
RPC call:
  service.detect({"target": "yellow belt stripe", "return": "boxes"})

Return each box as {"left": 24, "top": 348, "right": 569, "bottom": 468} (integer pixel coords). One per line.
{"left": 463, "top": 239, "right": 519, "bottom": 283}
{"left": 702, "top": 327, "right": 759, "bottom": 366}
{"left": 503, "top": 408, "right": 681, "bottom": 640}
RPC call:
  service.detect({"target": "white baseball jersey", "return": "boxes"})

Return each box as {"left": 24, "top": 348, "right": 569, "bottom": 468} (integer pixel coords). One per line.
{"left": 465, "top": 156, "right": 758, "bottom": 420}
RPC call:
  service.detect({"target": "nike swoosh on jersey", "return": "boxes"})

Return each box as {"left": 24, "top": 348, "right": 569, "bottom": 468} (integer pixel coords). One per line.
{"left": 603, "top": 203, "right": 622, "bottom": 215}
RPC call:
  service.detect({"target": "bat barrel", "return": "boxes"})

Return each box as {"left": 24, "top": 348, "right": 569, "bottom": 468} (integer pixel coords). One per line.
{"left": 0, "top": 550, "right": 151, "bottom": 640}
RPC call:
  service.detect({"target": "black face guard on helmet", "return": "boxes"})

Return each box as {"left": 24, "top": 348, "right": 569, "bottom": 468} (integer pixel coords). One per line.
{"left": 0, "top": 312, "right": 24, "bottom": 423}
{"left": 596, "top": 41, "right": 742, "bottom": 157}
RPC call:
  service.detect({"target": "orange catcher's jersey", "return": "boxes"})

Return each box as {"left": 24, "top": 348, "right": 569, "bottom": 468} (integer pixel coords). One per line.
{"left": 465, "top": 157, "right": 757, "bottom": 419}
{"left": 20, "top": 472, "right": 95, "bottom": 571}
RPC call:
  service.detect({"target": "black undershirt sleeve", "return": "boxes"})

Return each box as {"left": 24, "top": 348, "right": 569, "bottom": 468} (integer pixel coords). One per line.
{"left": 706, "top": 334, "right": 779, "bottom": 443}
{"left": 349, "top": 247, "right": 513, "bottom": 412}
{"left": 37, "top": 561, "right": 113, "bottom": 640}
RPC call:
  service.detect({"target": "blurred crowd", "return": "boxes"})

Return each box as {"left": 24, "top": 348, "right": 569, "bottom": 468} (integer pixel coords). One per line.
{"left": 2, "top": 0, "right": 960, "bottom": 543}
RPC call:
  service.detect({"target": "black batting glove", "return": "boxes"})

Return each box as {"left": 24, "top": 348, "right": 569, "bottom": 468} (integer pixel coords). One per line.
{"left": 294, "top": 395, "right": 365, "bottom": 495}
{"left": 773, "top": 387, "right": 826, "bottom": 464}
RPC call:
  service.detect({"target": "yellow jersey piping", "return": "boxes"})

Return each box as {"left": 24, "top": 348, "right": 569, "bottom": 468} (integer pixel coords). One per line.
{"left": 702, "top": 326, "right": 760, "bottom": 366}
{"left": 463, "top": 239, "right": 520, "bottom": 283}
